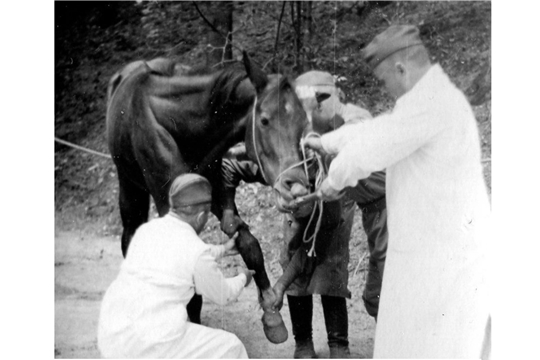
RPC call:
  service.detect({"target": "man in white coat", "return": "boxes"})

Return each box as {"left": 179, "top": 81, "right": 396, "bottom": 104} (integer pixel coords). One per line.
{"left": 305, "top": 25, "right": 491, "bottom": 359}
{"left": 98, "top": 173, "right": 253, "bottom": 358}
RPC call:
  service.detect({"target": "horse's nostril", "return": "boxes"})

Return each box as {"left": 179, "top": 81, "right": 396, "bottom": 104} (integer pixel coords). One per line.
{"left": 284, "top": 179, "right": 295, "bottom": 190}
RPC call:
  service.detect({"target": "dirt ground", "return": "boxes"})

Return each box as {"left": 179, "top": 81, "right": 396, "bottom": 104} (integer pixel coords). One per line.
{"left": 54, "top": 185, "right": 376, "bottom": 359}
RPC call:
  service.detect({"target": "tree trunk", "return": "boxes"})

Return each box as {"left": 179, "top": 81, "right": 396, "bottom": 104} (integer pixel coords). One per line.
{"left": 208, "top": 1, "right": 233, "bottom": 67}
{"left": 305, "top": 1, "right": 313, "bottom": 68}
{"left": 306, "top": 1, "right": 313, "bottom": 41}
{"left": 272, "top": 1, "right": 287, "bottom": 72}
{"left": 296, "top": 1, "right": 303, "bottom": 73}
{"left": 290, "top": 1, "right": 303, "bottom": 73}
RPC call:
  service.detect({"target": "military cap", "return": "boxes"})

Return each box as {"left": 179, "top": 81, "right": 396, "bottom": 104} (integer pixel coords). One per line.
{"left": 169, "top": 173, "right": 212, "bottom": 207}
{"left": 295, "top": 71, "right": 336, "bottom": 89}
{"left": 362, "top": 25, "right": 424, "bottom": 69}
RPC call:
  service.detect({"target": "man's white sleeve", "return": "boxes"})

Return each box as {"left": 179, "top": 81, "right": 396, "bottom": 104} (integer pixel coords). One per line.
{"left": 323, "top": 104, "right": 445, "bottom": 191}
{"left": 320, "top": 122, "right": 363, "bottom": 154}
{"left": 340, "top": 103, "right": 373, "bottom": 122}
{"left": 321, "top": 103, "right": 373, "bottom": 154}
{"left": 193, "top": 250, "right": 246, "bottom": 305}
{"left": 208, "top": 244, "right": 226, "bottom": 259}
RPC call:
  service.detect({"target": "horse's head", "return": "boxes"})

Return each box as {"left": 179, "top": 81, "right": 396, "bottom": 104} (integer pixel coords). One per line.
{"left": 242, "top": 53, "right": 311, "bottom": 213}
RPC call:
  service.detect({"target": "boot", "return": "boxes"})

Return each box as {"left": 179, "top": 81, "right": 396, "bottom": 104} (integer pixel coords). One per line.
{"left": 329, "top": 345, "right": 350, "bottom": 359}
{"left": 288, "top": 295, "right": 317, "bottom": 358}
{"left": 294, "top": 339, "right": 317, "bottom": 359}
{"left": 321, "top": 295, "right": 350, "bottom": 358}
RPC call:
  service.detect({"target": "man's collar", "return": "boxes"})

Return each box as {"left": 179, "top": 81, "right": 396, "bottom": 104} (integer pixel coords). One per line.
{"left": 396, "top": 64, "right": 443, "bottom": 105}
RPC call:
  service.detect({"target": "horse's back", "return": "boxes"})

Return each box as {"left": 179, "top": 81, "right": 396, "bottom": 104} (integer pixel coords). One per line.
{"left": 107, "top": 58, "right": 189, "bottom": 107}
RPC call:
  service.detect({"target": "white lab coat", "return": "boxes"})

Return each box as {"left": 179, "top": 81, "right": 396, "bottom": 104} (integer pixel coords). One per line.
{"left": 97, "top": 214, "right": 248, "bottom": 358}
{"left": 321, "top": 64, "right": 491, "bottom": 358}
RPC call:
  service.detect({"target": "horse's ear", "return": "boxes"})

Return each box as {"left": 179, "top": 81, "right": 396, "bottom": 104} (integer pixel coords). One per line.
{"left": 315, "top": 92, "right": 331, "bottom": 104}
{"left": 243, "top": 50, "right": 268, "bottom": 94}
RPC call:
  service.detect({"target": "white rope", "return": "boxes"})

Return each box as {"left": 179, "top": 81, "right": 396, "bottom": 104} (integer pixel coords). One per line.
{"left": 354, "top": 251, "right": 367, "bottom": 276}
{"left": 299, "top": 132, "right": 326, "bottom": 257}
{"left": 55, "top": 137, "right": 112, "bottom": 159}
{"left": 251, "top": 96, "right": 269, "bottom": 184}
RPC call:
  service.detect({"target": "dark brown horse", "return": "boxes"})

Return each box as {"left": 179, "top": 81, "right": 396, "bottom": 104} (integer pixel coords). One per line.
{"left": 106, "top": 53, "right": 310, "bottom": 342}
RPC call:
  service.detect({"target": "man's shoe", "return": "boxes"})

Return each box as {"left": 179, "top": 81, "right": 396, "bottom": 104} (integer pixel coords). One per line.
{"left": 329, "top": 345, "right": 350, "bottom": 359}
{"left": 294, "top": 339, "right": 317, "bottom": 358}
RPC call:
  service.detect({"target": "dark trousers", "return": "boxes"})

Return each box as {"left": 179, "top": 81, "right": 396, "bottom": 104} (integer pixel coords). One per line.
{"left": 360, "top": 204, "right": 388, "bottom": 319}
{"left": 287, "top": 294, "right": 349, "bottom": 348}
{"left": 187, "top": 294, "right": 203, "bottom": 324}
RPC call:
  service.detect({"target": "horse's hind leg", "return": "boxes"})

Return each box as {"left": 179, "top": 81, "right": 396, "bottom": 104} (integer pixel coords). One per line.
{"left": 118, "top": 177, "right": 150, "bottom": 257}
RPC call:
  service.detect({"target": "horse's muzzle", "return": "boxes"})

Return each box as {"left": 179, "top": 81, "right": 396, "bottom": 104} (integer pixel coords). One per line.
{"left": 273, "top": 169, "right": 311, "bottom": 216}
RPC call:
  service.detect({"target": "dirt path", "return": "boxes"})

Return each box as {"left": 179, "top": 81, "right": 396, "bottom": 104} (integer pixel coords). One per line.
{"left": 55, "top": 229, "right": 375, "bottom": 358}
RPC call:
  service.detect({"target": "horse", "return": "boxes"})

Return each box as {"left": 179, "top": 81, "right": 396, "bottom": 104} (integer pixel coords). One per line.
{"left": 106, "top": 53, "right": 310, "bottom": 343}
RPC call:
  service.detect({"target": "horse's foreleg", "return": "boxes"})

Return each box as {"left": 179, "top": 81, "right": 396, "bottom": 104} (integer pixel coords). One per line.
{"left": 236, "top": 226, "right": 289, "bottom": 344}
{"left": 236, "top": 226, "right": 271, "bottom": 291}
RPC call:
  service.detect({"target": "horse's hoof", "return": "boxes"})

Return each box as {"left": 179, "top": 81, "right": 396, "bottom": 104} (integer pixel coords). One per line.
{"left": 262, "top": 310, "right": 288, "bottom": 344}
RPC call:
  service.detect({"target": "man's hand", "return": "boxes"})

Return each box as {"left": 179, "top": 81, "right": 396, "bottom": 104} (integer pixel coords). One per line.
{"left": 222, "top": 237, "right": 239, "bottom": 256}
{"left": 272, "top": 282, "right": 287, "bottom": 311}
{"left": 316, "top": 178, "right": 345, "bottom": 202}
{"left": 303, "top": 136, "right": 324, "bottom": 153}
{"left": 240, "top": 269, "right": 256, "bottom": 287}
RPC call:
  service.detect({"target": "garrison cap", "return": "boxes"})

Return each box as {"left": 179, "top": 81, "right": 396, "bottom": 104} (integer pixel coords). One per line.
{"left": 362, "top": 25, "right": 424, "bottom": 70}
{"left": 295, "top": 70, "right": 341, "bottom": 102}
{"left": 169, "top": 173, "right": 212, "bottom": 208}
{"left": 295, "top": 71, "right": 336, "bottom": 89}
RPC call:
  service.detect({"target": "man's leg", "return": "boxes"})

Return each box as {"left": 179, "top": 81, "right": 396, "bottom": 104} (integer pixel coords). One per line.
{"left": 321, "top": 295, "right": 350, "bottom": 358}
{"left": 360, "top": 208, "right": 388, "bottom": 319}
{"left": 187, "top": 294, "right": 203, "bottom": 324}
{"left": 287, "top": 294, "right": 317, "bottom": 358}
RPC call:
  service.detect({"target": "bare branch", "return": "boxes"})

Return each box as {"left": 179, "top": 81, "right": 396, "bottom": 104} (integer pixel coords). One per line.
{"left": 192, "top": 1, "right": 244, "bottom": 53}
{"left": 272, "top": 1, "right": 287, "bottom": 70}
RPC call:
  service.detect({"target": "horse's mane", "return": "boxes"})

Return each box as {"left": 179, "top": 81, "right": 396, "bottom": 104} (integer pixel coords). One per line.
{"left": 211, "top": 66, "right": 249, "bottom": 118}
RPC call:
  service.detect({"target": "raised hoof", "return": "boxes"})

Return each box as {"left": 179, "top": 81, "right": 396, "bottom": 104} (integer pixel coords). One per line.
{"left": 294, "top": 339, "right": 317, "bottom": 358}
{"left": 261, "top": 310, "right": 288, "bottom": 344}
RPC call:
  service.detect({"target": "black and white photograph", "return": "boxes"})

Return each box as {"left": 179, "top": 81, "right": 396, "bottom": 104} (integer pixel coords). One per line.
{"left": 49, "top": 1, "right": 527, "bottom": 359}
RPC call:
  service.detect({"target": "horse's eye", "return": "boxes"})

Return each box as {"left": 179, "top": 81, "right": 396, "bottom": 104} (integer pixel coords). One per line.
{"left": 260, "top": 117, "right": 269, "bottom": 126}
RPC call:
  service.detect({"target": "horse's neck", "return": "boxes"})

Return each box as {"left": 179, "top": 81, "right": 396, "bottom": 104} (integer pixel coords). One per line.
{"left": 196, "top": 117, "right": 248, "bottom": 171}
{"left": 144, "top": 66, "right": 251, "bottom": 166}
